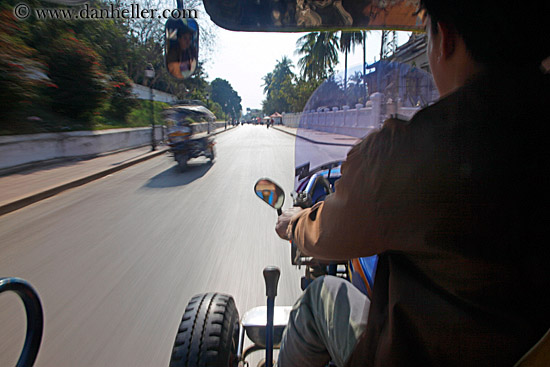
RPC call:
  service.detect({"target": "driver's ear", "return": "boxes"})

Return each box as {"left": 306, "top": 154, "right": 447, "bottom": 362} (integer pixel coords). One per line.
{"left": 436, "top": 21, "right": 457, "bottom": 60}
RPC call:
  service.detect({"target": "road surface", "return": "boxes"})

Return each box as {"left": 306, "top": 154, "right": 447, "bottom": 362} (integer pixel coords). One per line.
{"left": 0, "top": 125, "right": 304, "bottom": 366}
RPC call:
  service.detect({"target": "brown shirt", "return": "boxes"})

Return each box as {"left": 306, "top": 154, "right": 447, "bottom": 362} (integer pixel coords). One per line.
{"left": 289, "top": 67, "right": 550, "bottom": 366}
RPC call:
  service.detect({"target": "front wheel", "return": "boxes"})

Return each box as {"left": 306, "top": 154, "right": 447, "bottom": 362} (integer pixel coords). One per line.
{"left": 170, "top": 293, "right": 239, "bottom": 367}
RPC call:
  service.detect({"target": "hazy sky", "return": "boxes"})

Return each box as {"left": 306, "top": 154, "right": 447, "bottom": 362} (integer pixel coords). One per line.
{"left": 202, "top": 25, "right": 412, "bottom": 113}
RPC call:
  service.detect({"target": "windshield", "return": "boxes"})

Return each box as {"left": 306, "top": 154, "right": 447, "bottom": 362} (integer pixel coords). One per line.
{"left": 2, "top": 1, "right": 549, "bottom": 366}
{"left": 294, "top": 61, "right": 438, "bottom": 189}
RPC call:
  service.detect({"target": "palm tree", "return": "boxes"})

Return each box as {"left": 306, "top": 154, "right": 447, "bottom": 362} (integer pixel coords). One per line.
{"left": 296, "top": 32, "right": 339, "bottom": 81}
{"left": 339, "top": 31, "right": 363, "bottom": 91}
{"left": 262, "top": 72, "right": 273, "bottom": 94}
{"left": 262, "top": 56, "right": 294, "bottom": 96}
{"left": 362, "top": 30, "right": 370, "bottom": 102}
{"left": 275, "top": 56, "right": 294, "bottom": 77}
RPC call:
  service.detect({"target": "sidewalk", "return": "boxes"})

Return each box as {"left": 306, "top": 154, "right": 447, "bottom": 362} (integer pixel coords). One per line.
{"left": 0, "top": 126, "right": 234, "bottom": 217}
{"left": 271, "top": 125, "right": 360, "bottom": 146}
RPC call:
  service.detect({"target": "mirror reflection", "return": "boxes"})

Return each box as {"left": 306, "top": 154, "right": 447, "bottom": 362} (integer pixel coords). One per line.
{"left": 165, "top": 18, "right": 199, "bottom": 79}
{"left": 255, "top": 179, "right": 285, "bottom": 210}
{"left": 203, "top": 0, "right": 424, "bottom": 32}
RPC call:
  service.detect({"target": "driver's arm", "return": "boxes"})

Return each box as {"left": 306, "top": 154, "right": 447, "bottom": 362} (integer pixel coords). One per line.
{"left": 289, "top": 118, "right": 416, "bottom": 261}
{"left": 168, "top": 62, "right": 183, "bottom": 78}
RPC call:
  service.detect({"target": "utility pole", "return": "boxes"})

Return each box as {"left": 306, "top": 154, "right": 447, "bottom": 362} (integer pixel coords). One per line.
{"left": 145, "top": 64, "right": 156, "bottom": 151}
{"left": 363, "top": 31, "right": 367, "bottom": 102}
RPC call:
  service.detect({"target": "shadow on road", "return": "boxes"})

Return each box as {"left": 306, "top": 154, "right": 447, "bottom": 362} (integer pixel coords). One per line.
{"left": 144, "top": 159, "right": 213, "bottom": 188}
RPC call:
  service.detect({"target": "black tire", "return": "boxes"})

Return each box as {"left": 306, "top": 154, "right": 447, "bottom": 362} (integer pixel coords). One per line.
{"left": 170, "top": 293, "right": 239, "bottom": 367}
{"left": 176, "top": 153, "right": 188, "bottom": 172}
{"left": 208, "top": 146, "right": 216, "bottom": 163}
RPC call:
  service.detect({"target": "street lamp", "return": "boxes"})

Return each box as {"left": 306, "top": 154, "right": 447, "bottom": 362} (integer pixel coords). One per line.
{"left": 145, "top": 64, "right": 156, "bottom": 151}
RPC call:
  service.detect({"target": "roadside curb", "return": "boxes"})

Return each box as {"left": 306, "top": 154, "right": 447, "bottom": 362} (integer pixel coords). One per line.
{"left": 212, "top": 125, "right": 235, "bottom": 135}
{"left": 0, "top": 125, "right": 237, "bottom": 217}
{"left": 0, "top": 144, "right": 158, "bottom": 177}
{"left": 0, "top": 148, "right": 168, "bottom": 217}
{"left": 271, "top": 126, "right": 355, "bottom": 147}
{"left": 271, "top": 126, "right": 297, "bottom": 137}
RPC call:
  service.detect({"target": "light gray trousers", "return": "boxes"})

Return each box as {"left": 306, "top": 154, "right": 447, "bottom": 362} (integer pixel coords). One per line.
{"left": 277, "top": 276, "right": 370, "bottom": 367}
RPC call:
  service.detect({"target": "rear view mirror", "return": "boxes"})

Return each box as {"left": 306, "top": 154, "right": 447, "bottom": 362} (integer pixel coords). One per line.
{"left": 254, "top": 179, "right": 285, "bottom": 211}
{"left": 165, "top": 18, "right": 199, "bottom": 79}
{"left": 203, "top": 0, "right": 424, "bottom": 32}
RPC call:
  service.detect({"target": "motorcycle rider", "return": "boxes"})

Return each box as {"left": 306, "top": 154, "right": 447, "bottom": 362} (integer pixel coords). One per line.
{"left": 275, "top": 0, "right": 550, "bottom": 366}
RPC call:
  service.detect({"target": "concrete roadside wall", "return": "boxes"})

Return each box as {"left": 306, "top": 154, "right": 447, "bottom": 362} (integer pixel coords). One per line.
{"left": 0, "top": 127, "right": 163, "bottom": 171}
{"left": 131, "top": 83, "right": 177, "bottom": 103}
{"left": 0, "top": 121, "right": 226, "bottom": 171}
{"left": 282, "top": 94, "right": 421, "bottom": 138}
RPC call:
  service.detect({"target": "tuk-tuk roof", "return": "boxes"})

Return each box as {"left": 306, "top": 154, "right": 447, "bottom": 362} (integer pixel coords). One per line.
{"left": 163, "top": 104, "right": 216, "bottom": 121}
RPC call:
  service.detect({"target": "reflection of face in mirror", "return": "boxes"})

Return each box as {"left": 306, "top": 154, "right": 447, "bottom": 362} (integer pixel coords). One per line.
{"left": 255, "top": 179, "right": 285, "bottom": 210}
{"left": 165, "top": 20, "right": 198, "bottom": 79}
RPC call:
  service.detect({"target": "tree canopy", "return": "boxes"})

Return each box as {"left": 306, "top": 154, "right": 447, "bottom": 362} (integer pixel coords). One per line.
{"left": 296, "top": 32, "right": 339, "bottom": 81}
{"left": 262, "top": 57, "right": 295, "bottom": 115}
{"left": 211, "top": 78, "right": 242, "bottom": 119}
{"left": 0, "top": 0, "right": 222, "bottom": 134}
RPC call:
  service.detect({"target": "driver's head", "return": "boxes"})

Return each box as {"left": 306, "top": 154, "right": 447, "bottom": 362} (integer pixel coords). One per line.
{"left": 420, "top": 0, "right": 549, "bottom": 96}
{"left": 178, "top": 31, "right": 192, "bottom": 50}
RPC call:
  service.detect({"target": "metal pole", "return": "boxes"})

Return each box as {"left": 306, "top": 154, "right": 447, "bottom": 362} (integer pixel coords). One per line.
{"left": 266, "top": 296, "right": 274, "bottom": 367}
{"left": 363, "top": 31, "right": 367, "bottom": 102}
{"left": 150, "top": 83, "right": 156, "bottom": 151}
{"left": 263, "top": 267, "right": 280, "bottom": 367}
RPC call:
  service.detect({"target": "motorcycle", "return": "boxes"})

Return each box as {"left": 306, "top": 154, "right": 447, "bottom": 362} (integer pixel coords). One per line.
{"left": 167, "top": 65, "right": 405, "bottom": 365}
{"left": 166, "top": 170, "right": 377, "bottom": 367}
{"left": 164, "top": 102, "right": 217, "bottom": 172}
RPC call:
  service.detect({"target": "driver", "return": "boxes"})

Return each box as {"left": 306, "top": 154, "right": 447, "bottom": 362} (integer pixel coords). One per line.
{"left": 166, "top": 22, "right": 198, "bottom": 79}
{"left": 275, "top": 0, "right": 550, "bottom": 366}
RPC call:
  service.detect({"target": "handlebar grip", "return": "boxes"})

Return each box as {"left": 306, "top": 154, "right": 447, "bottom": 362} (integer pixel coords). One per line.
{"left": 263, "top": 266, "right": 281, "bottom": 299}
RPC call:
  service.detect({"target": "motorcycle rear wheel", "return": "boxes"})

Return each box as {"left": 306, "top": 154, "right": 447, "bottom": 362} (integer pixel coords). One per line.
{"left": 176, "top": 153, "right": 189, "bottom": 172}
{"left": 170, "top": 293, "right": 239, "bottom": 367}
{"left": 207, "top": 146, "right": 216, "bottom": 163}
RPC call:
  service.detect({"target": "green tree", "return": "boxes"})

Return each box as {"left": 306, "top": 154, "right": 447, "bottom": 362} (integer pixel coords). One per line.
{"left": 107, "top": 69, "right": 137, "bottom": 121}
{"left": 296, "top": 32, "right": 339, "bottom": 81}
{"left": 262, "top": 56, "right": 295, "bottom": 114}
{"left": 345, "top": 71, "right": 366, "bottom": 106}
{"left": 291, "top": 77, "right": 323, "bottom": 112}
{"left": 339, "top": 31, "right": 363, "bottom": 91}
{"left": 1, "top": 0, "right": 217, "bottom": 132}
{"left": 0, "top": 8, "right": 49, "bottom": 127}
{"left": 44, "top": 32, "right": 108, "bottom": 124}
{"left": 304, "top": 76, "right": 346, "bottom": 111}
{"left": 211, "top": 78, "right": 242, "bottom": 119}
{"left": 262, "top": 72, "right": 273, "bottom": 94}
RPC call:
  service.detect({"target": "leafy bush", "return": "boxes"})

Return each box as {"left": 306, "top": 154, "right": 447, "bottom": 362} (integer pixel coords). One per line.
{"left": 107, "top": 69, "right": 137, "bottom": 121}
{"left": 44, "top": 32, "right": 108, "bottom": 126}
{"left": 126, "top": 100, "right": 168, "bottom": 127}
{"left": 0, "top": 9, "right": 50, "bottom": 125}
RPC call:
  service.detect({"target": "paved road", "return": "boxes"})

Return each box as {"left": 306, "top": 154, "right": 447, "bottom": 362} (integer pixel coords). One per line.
{"left": 0, "top": 125, "right": 303, "bottom": 366}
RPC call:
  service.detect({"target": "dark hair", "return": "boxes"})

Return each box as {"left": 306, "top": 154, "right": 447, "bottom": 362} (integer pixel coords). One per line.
{"left": 420, "top": 0, "right": 549, "bottom": 67}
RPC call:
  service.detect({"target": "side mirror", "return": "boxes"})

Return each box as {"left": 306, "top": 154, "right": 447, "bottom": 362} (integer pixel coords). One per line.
{"left": 165, "top": 18, "right": 199, "bottom": 79}
{"left": 254, "top": 178, "right": 285, "bottom": 212}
